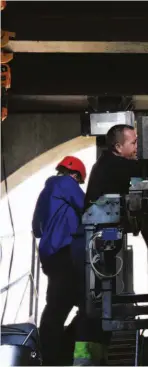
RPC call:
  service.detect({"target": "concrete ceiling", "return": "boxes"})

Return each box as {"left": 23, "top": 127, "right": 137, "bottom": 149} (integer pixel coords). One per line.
{"left": 2, "top": 2, "right": 148, "bottom": 42}
{"left": 8, "top": 94, "right": 148, "bottom": 113}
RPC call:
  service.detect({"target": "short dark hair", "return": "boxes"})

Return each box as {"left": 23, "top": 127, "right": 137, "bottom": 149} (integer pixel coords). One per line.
{"left": 106, "top": 124, "right": 134, "bottom": 152}
{"left": 57, "top": 165, "right": 81, "bottom": 181}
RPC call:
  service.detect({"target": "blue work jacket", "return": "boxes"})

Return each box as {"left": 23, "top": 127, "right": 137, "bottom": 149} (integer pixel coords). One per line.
{"left": 32, "top": 175, "right": 84, "bottom": 262}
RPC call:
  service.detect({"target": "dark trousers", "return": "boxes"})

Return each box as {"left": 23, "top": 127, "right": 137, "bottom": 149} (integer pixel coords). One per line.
{"left": 39, "top": 246, "right": 77, "bottom": 366}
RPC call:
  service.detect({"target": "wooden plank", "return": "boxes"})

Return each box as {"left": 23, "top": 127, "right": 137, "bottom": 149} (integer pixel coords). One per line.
{"left": 9, "top": 41, "right": 148, "bottom": 54}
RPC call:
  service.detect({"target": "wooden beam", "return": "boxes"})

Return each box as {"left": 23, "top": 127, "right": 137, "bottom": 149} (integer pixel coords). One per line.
{"left": 9, "top": 41, "right": 148, "bottom": 54}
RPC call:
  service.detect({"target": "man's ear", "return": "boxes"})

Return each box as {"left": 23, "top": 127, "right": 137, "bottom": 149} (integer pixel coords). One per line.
{"left": 71, "top": 173, "right": 79, "bottom": 182}
{"left": 115, "top": 143, "right": 122, "bottom": 154}
{"left": 71, "top": 173, "right": 77, "bottom": 179}
{"left": 73, "top": 173, "right": 78, "bottom": 180}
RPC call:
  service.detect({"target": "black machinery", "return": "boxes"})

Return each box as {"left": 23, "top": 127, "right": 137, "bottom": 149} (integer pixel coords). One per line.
{"left": 83, "top": 183, "right": 148, "bottom": 331}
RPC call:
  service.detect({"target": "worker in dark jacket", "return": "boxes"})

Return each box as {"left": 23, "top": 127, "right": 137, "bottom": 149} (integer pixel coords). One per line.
{"left": 85, "top": 124, "right": 148, "bottom": 243}
{"left": 32, "top": 156, "right": 86, "bottom": 366}
{"left": 86, "top": 124, "right": 140, "bottom": 206}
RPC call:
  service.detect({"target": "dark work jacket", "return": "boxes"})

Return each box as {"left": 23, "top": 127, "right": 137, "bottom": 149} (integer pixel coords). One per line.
{"left": 85, "top": 150, "right": 148, "bottom": 209}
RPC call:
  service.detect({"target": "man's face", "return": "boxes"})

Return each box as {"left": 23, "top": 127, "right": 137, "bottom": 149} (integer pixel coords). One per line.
{"left": 115, "top": 128, "right": 137, "bottom": 159}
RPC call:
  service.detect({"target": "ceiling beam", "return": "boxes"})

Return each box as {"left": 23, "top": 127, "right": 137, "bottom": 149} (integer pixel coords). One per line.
{"left": 9, "top": 41, "right": 148, "bottom": 54}
{"left": 7, "top": 95, "right": 148, "bottom": 113}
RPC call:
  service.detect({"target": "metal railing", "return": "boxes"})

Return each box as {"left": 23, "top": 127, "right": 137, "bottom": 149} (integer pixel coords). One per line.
{"left": 0, "top": 233, "right": 40, "bottom": 325}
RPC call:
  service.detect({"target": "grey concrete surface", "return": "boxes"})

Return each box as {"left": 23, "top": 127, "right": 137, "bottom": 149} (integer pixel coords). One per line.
{"left": 1, "top": 113, "right": 81, "bottom": 180}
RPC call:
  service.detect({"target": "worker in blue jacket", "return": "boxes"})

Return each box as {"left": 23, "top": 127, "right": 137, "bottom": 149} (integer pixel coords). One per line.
{"left": 32, "top": 156, "right": 86, "bottom": 366}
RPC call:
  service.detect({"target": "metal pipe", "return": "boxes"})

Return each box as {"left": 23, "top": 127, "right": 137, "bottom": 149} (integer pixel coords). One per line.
{"left": 34, "top": 245, "right": 40, "bottom": 325}
{"left": 22, "top": 328, "right": 34, "bottom": 345}
{"left": 135, "top": 328, "right": 140, "bottom": 366}
{"left": 29, "top": 234, "right": 36, "bottom": 317}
